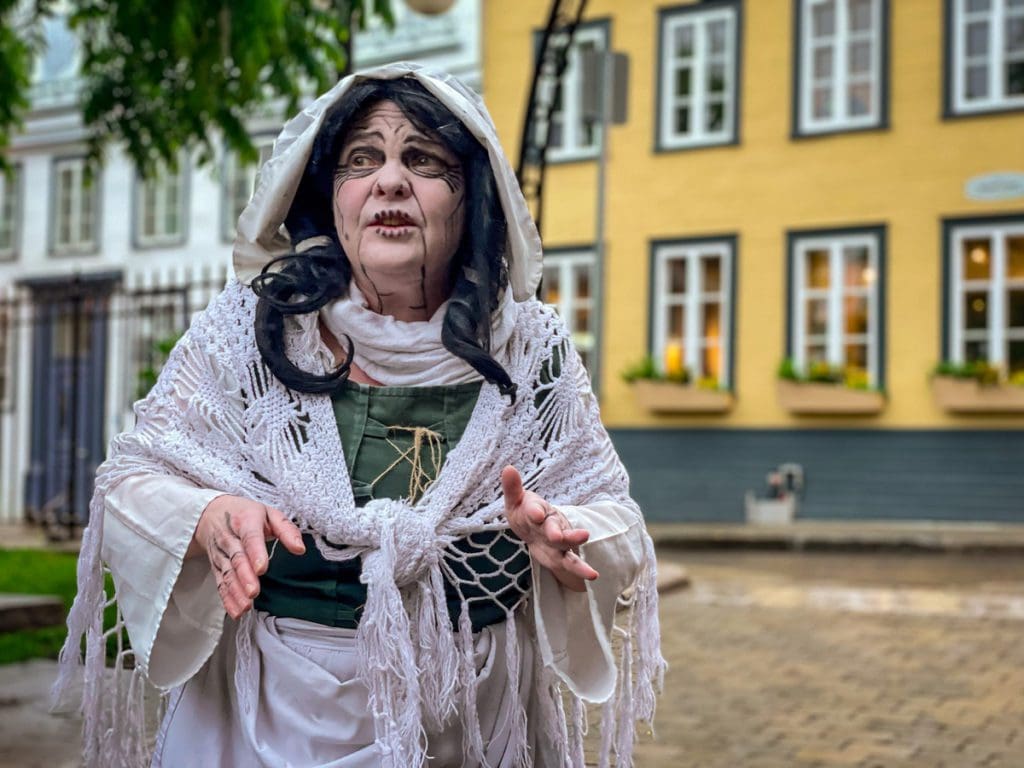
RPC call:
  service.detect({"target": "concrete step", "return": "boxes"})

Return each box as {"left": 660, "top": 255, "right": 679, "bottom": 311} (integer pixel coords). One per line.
{"left": 655, "top": 561, "right": 690, "bottom": 594}
{"left": 0, "top": 594, "right": 65, "bottom": 633}
{"left": 648, "top": 520, "right": 1024, "bottom": 553}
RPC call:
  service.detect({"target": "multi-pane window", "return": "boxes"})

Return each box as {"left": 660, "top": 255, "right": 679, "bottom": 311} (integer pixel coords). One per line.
{"left": 797, "top": 0, "right": 887, "bottom": 134}
{"left": 539, "top": 23, "right": 608, "bottom": 162}
{"left": 947, "top": 222, "right": 1024, "bottom": 375}
{"left": 658, "top": 3, "right": 740, "bottom": 149}
{"left": 948, "top": 0, "right": 1024, "bottom": 114}
{"left": 222, "top": 139, "right": 274, "bottom": 241}
{"left": 790, "top": 230, "right": 882, "bottom": 385}
{"left": 652, "top": 240, "right": 734, "bottom": 387}
{"left": 135, "top": 163, "right": 187, "bottom": 248}
{"left": 0, "top": 166, "right": 18, "bottom": 260}
{"left": 52, "top": 157, "right": 98, "bottom": 254}
{"left": 541, "top": 250, "right": 597, "bottom": 373}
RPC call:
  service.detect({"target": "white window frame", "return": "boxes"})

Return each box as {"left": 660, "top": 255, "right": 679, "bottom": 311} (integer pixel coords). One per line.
{"left": 222, "top": 139, "right": 274, "bottom": 241}
{"left": 542, "top": 23, "right": 608, "bottom": 163}
{"left": 135, "top": 161, "right": 187, "bottom": 248}
{"left": 948, "top": 221, "right": 1024, "bottom": 370}
{"left": 0, "top": 165, "right": 18, "bottom": 260}
{"left": 52, "top": 157, "right": 98, "bottom": 255}
{"left": 658, "top": 4, "right": 739, "bottom": 150}
{"left": 798, "top": 0, "right": 885, "bottom": 133}
{"left": 950, "top": 0, "right": 1024, "bottom": 113}
{"left": 791, "top": 232, "right": 881, "bottom": 385}
{"left": 652, "top": 240, "right": 733, "bottom": 387}
{"left": 541, "top": 249, "right": 598, "bottom": 373}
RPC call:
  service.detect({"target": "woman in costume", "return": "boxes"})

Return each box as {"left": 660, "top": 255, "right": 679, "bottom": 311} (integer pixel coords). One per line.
{"left": 56, "top": 63, "right": 664, "bottom": 767}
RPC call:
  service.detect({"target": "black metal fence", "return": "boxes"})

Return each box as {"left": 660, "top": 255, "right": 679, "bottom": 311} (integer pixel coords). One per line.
{"left": 0, "top": 267, "right": 227, "bottom": 539}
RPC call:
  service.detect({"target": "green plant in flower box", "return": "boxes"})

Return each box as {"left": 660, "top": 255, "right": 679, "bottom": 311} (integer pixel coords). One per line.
{"left": 932, "top": 360, "right": 1001, "bottom": 386}
{"left": 806, "top": 360, "right": 844, "bottom": 384}
{"left": 778, "top": 358, "right": 874, "bottom": 391}
{"left": 621, "top": 355, "right": 690, "bottom": 385}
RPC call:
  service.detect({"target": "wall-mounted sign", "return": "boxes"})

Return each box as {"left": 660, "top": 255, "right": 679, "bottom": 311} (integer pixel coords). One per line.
{"left": 965, "top": 172, "right": 1024, "bottom": 201}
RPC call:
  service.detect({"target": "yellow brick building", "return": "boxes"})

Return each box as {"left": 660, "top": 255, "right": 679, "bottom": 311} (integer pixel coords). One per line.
{"left": 483, "top": 0, "right": 1024, "bottom": 521}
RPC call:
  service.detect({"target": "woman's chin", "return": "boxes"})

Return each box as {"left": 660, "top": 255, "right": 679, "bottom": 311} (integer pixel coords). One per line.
{"left": 357, "top": 247, "right": 428, "bottom": 277}
{"left": 356, "top": 240, "right": 455, "bottom": 280}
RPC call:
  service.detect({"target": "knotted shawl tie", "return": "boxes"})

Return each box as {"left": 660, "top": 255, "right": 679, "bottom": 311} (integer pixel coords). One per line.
{"left": 355, "top": 499, "right": 461, "bottom": 766}
{"left": 370, "top": 424, "right": 445, "bottom": 504}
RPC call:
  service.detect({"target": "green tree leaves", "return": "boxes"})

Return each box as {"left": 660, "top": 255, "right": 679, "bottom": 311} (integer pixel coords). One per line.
{"left": 1, "top": 1, "right": 394, "bottom": 178}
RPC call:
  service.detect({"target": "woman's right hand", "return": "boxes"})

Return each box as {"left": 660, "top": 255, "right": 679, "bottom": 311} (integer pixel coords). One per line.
{"left": 188, "top": 495, "right": 307, "bottom": 619}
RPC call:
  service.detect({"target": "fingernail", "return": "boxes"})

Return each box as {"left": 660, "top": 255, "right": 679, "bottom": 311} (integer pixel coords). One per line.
{"left": 256, "top": 558, "right": 266, "bottom": 569}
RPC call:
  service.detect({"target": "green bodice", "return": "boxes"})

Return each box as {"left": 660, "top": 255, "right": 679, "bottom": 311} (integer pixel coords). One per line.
{"left": 253, "top": 380, "right": 530, "bottom": 630}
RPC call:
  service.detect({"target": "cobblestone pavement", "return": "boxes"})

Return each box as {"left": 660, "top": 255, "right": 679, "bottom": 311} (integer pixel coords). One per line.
{"left": 626, "top": 551, "right": 1024, "bottom": 768}
{"left": 4, "top": 551, "right": 1024, "bottom": 767}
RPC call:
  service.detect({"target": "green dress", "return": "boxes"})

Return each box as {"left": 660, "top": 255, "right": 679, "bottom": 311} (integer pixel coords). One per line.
{"left": 254, "top": 380, "right": 531, "bottom": 631}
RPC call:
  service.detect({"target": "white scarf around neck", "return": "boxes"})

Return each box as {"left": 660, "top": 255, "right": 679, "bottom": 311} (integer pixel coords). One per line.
{"left": 319, "top": 281, "right": 519, "bottom": 387}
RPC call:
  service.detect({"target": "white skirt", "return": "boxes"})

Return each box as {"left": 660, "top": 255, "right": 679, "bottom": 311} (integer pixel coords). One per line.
{"left": 152, "top": 611, "right": 553, "bottom": 767}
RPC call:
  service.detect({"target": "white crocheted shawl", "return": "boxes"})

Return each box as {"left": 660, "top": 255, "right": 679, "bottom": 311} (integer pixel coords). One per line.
{"left": 54, "top": 278, "right": 665, "bottom": 767}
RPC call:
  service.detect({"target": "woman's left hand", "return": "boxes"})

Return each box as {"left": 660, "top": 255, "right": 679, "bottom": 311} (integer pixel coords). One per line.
{"left": 501, "top": 465, "right": 599, "bottom": 593}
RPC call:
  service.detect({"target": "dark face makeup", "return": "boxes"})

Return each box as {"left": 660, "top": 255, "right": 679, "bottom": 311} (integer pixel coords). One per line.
{"left": 332, "top": 101, "right": 466, "bottom": 318}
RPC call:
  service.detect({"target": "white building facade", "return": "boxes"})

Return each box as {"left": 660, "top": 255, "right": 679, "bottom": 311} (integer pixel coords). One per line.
{"left": 0, "top": 0, "right": 482, "bottom": 526}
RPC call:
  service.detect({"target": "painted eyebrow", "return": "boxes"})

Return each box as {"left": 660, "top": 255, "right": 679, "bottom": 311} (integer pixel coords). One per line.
{"left": 402, "top": 135, "right": 447, "bottom": 151}
{"left": 343, "top": 130, "right": 385, "bottom": 145}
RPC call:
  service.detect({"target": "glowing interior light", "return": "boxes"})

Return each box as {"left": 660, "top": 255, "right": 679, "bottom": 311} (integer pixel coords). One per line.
{"left": 664, "top": 342, "right": 684, "bottom": 378}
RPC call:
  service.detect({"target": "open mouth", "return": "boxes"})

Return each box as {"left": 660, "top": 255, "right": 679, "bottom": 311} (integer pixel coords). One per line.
{"left": 371, "top": 209, "right": 416, "bottom": 228}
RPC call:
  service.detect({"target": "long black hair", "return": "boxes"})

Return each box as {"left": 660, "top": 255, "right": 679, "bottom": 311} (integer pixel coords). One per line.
{"left": 251, "top": 77, "right": 515, "bottom": 399}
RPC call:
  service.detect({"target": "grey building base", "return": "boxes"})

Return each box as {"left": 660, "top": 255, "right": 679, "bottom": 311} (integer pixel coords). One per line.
{"left": 608, "top": 429, "right": 1024, "bottom": 523}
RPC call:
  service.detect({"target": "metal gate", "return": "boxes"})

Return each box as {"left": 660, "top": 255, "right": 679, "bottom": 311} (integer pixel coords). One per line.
{"left": 0, "top": 267, "right": 226, "bottom": 538}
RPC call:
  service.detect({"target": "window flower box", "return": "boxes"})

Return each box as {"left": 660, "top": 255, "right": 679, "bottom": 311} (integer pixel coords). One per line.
{"left": 776, "top": 379, "right": 885, "bottom": 415}
{"left": 931, "top": 376, "right": 1024, "bottom": 413}
{"left": 631, "top": 380, "right": 734, "bottom": 414}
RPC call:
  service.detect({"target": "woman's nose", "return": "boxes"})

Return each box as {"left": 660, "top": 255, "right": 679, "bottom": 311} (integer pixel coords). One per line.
{"left": 372, "top": 159, "right": 410, "bottom": 198}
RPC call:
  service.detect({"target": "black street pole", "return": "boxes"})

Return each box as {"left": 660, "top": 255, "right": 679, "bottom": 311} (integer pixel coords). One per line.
{"left": 341, "top": 1, "right": 356, "bottom": 79}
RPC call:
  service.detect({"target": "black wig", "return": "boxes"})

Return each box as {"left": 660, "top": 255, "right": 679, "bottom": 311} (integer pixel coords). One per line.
{"left": 251, "top": 77, "right": 515, "bottom": 399}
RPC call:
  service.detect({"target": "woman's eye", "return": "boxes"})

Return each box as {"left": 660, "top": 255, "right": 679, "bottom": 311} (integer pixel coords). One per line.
{"left": 412, "top": 153, "right": 444, "bottom": 171}
{"left": 346, "top": 151, "right": 378, "bottom": 168}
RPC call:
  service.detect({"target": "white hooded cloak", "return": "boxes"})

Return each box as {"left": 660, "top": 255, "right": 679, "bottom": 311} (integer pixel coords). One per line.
{"left": 53, "top": 63, "right": 665, "bottom": 768}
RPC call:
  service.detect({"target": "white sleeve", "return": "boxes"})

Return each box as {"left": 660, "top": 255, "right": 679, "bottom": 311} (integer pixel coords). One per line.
{"left": 530, "top": 499, "right": 645, "bottom": 703}
{"left": 101, "top": 474, "right": 228, "bottom": 689}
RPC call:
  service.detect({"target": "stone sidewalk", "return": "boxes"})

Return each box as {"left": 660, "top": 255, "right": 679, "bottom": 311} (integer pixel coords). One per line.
{"left": 0, "top": 660, "right": 79, "bottom": 768}
{"left": 627, "top": 551, "right": 1024, "bottom": 768}
{"left": 3, "top": 549, "right": 1024, "bottom": 766}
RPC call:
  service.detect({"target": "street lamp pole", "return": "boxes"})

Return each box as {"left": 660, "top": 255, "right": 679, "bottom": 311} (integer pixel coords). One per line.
{"left": 581, "top": 49, "right": 627, "bottom": 397}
